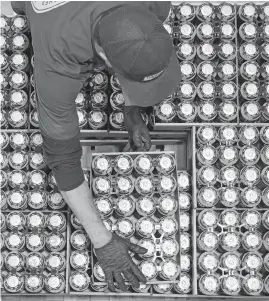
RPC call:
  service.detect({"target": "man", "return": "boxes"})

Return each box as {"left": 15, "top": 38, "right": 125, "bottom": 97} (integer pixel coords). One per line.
{"left": 11, "top": 1, "right": 181, "bottom": 292}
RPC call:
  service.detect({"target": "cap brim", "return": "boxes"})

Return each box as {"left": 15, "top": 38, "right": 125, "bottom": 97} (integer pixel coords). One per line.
{"left": 116, "top": 49, "right": 181, "bottom": 107}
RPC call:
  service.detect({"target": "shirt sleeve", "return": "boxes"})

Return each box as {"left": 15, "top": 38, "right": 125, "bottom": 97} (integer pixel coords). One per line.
{"left": 11, "top": 1, "right": 26, "bottom": 15}
{"left": 143, "top": 1, "right": 171, "bottom": 22}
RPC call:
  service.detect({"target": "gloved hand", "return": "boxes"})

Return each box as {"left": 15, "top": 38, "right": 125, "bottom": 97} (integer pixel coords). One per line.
{"left": 123, "top": 106, "right": 151, "bottom": 152}
{"left": 94, "top": 234, "right": 147, "bottom": 292}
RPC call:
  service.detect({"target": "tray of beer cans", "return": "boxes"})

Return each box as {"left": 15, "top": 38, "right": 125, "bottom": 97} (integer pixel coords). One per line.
{"left": 194, "top": 208, "right": 269, "bottom": 296}
{"left": 195, "top": 125, "right": 269, "bottom": 209}
{"left": 66, "top": 151, "right": 182, "bottom": 295}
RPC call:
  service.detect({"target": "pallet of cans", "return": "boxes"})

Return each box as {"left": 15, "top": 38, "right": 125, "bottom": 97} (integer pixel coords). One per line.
{"left": 1, "top": 210, "right": 69, "bottom": 294}
{"left": 67, "top": 152, "right": 182, "bottom": 294}
{"left": 195, "top": 125, "right": 269, "bottom": 209}
{"left": 195, "top": 208, "right": 269, "bottom": 296}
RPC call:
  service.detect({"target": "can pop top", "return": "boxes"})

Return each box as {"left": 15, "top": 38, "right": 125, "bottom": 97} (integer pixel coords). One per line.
{"left": 220, "top": 22, "right": 236, "bottom": 40}
{"left": 10, "top": 34, "right": 29, "bottom": 52}
{"left": 198, "top": 186, "right": 218, "bottom": 208}
{"left": 179, "top": 60, "right": 196, "bottom": 81}
{"left": 115, "top": 218, "right": 135, "bottom": 238}
{"left": 92, "top": 177, "right": 111, "bottom": 196}
{"left": 7, "top": 189, "right": 27, "bottom": 210}
{"left": 48, "top": 190, "right": 66, "bottom": 210}
{"left": 242, "top": 231, "right": 263, "bottom": 251}
{"left": 198, "top": 209, "right": 219, "bottom": 230}
{"left": 155, "top": 100, "right": 176, "bottom": 122}
{"left": 242, "top": 274, "right": 263, "bottom": 295}
{"left": 159, "top": 259, "right": 180, "bottom": 280}
{"left": 240, "top": 61, "right": 260, "bottom": 81}
{"left": 6, "top": 211, "right": 26, "bottom": 230}
{"left": 239, "top": 125, "right": 259, "bottom": 145}
{"left": 30, "top": 132, "right": 43, "bottom": 149}
{"left": 46, "top": 232, "right": 66, "bottom": 252}
{"left": 197, "top": 125, "right": 217, "bottom": 145}
{"left": 158, "top": 175, "right": 177, "bottom": 194}
{"left": 198, "top": 230, "right": 219, "bottom": 252}
{"left": 197, "top": 61, "right": 216, "bottom": 81}
{"left": 71, "top": 230, "right": 90, "bottom": 250}
{"left": 220, "top": 231, "right": 240, "bottom": 252}
{"left": 5, "top": 231, "right": 25, "bottom": 251}
{"left": 70, "top": 250, "right": 90, "bottom": 271}
{"left": 27, "top": 190, "right": 47, "bottom": 209}
{"left": 197, "top": 42, "right": 216, "bottom": 61}
{"left": 46, "top": 252, "right": 65, "bottom": 272}
{"left": 88, "top": 110, "right": 108, "bottom": 130}
{"left": 221, "top": 252, "right": 241, "bottom": 270}
{"left": 4, "top": 273, "right": 24, "bottom": 293}
{"left": 199, "top": 274, "right": 220, "bottom": 295}
{"left": 139, "top": 260, "right": 158, "bottom": 280}
{"left": 240, "top": 166, "right": 260, "bottom": 186}
{"left": 242, "top": 252, "right": 263, "bottom": 272}
{"left": 240, "top": 42, "right": 259, "bottom": 61}
{"left": 26, "top": 252, "right": 45, "bottom": 270}
{"left": 136, "top": 217, "right": 156, "bottom": 238}
{"left": 198, "top": 251, "right": 219, "bottom": 272}
{"left": 47, "top": 212, "right": 66, "bottom": 232}
{"left": 115, "top": 195, "right": 135, "bottom": 217}
{"left": 25, "top": 274, "right": 44, "bottom": 293}
{"left": 177, "top": 3, "right": 195, "bottom": 21}
{"left": 176, "top": 42, "right": 196, "bottom": 61}
{"left": 159, "top": 217, "right": 178, "bottom": 237}
{"left": 197, "top": 144, "right": 218, "bottom": 165}
{"left": 197, "top": 21, "right": 215, "bottom": 41}
{"left": 197, "top": 166, "right": 219, "bottom": 186}
{"left": 241, "top": 187, "right": 262, "bottom": 208}
{"left": 180, "top": 254, "right": 191, "bottom": 272}
{"left": 174, "top": 273, "right": 192, "bottom": 294}
{"left": 157, "top": 195, "right": 178, "bottom": 216}
{"left": 26, "top": 233, "right": 45, "bottom": 252}
{"left": 114, "top": 154, "right": 133, "bottom": 175}
{"left": 69, "top": 271, "right": 90, "bottom": 292}
{"left": 116, "top": 175, "right": 134, "bottom": 195}
{"left": 45, "top": 274, "right": 65, "bottom": 293}
{"left": 5, "top": 251, "right": 24, "bottom": 272}
{"left": 134, "top": 154, "right": 154, "bottom": 175}
{"left": 178, "top": 22, "right": 196, "bottom": 41}
{"left": 95, "top": 196, "right": 113, "bottom": 218}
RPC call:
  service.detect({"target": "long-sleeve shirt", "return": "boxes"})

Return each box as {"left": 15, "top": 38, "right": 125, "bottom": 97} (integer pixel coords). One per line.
{"left": 11, "top": 1, "right": 170, "bottom": 191}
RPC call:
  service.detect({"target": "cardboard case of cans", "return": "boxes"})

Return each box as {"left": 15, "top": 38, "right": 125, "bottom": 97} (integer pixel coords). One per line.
{"left": 1, "top": 1, "right": 269, "bottom": 299}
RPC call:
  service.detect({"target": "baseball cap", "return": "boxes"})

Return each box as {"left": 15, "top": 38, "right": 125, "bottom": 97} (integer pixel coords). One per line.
{"left": 98, "top": 4, "right": 181, "bottom": 107}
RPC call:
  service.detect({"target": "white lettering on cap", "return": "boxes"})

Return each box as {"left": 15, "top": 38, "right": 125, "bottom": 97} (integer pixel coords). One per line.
{"left": 31, "top": 1, "right": 70, "bottom": 13}
{"left": 142, "top": 69, "right": 165, "bottom": 82}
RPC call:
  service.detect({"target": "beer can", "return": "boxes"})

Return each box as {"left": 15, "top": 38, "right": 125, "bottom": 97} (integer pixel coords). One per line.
{"left": 178, "top": 101, "right": 197, "bottom": 122}
{"left": 261, "top": 62, "right": 269, "bottom": 79}
{"left": 239, "top": 125, "right": 259, "bottom": 145}
{"left": 1, "top": 169, "right": 8, "bottom": 189}
{"left": 180, "top": 254, "right": 191, "bottom": 272}
{"left": 196, "top": 102, "right": 215, "bottom": 123}
{"left": 48, "top": 190, "right": 66, "bottom": 210}
{"left": 109, "top": 110, "right": 125, "bottom": 130}
{"left": 47, "top": 212, "right": 66, "bottom": 233}
{"left": 46, "top": 232, "right": 66, "bottom": 252}
{"left": 197, "top": 42, "right": 216, "bottom": 61}
{"left": 5, "top": 231, "right": 25, "bottom": 251}
{"left": 10, "top": 33, "right": 29, "bottom": 52}
{"left": 0, "top": 73, "right": 9, "bottom": 90}
{"left": 261, "top": 42, "right": 269, "bottom": 61}
{"left": 69, "top": 271, "right": 90, "bottom": 292}
{"left": 94, "top": 196, "right": 113, "bottom": 219}
{"left": 242, "top": 274, "right": 263, "bottom": 295}
{"left": 26, "top": 252, "right": 45, "bottom": 270}
{"left": 177, "top": 171, "right": 190, "bottom": 192}
{"left": 198, "top": 252, "right": 219, "bottom": 272}
{"left": 93, "top": 261, "right": 105, "bottom": 281}
{"left": 198, "top": 209, "right": 219, "bottom": 230}
{"left": 176, "top": 42, "right": 196, "bottom": 61}
{"left": 264, "top": 275, "right": 269, "bottom": 295}
{"left": 76, "top": 109, "right": 87, "bottom": 129}
{"left": 29, "top": 152, "right": 46, "bottom": 170}
{"left": 261, "top": 101, "right": 269, "bottom": 122}
{"left": 137, "top": 238, "right": 156, "bottom": 259}
{"left": 110, "top": 74, "right": 121, "bottom": 91}
{"left": 0, "top": 150, "right": 8, "bottom": 170}
{"left": 240, "top": 166, "right": 261, "bottom": 186}
{"left": 220, "top": 81, "right": 237, "bottom": 100}
{"left": 153, "top": 283, "right": 173, "bottom": 294}
{"left": 197, "top": 81, "right": 215, "bottom": 101}
{"left": 90, "top": 71, "right": 108, "bottom": 91}
{"left": 4, "top": 273, "right": 24, "bottom": 293}
{"left": 155, "top": 100, "right": 176, "bottom": 122}
{"left": 177, "top": 3, "right": 195, "bottom": 21}
{"left": 25, "top": 274, "right": 44, "bottom": 293}
{"left": 197, "top": 22, "right": 215, "bottom": 41}
{"left": 158, "top": 175, "right": 177, "bottom": 194}
{"left": 139, "top": 260, "right": 158, "bottom": 281}
{"left": 220, "top": 252, "right": 241, "bottom": 270}
{"left": 263, "top": 210, "right": 269, "bottom": 230}
{"left": 242, "top": 252, "right": 263, "bottom": 272}
{"left": 30, "top": 131, "right": 43, "bottom": 150}
{"left": 178, "top": 192, "right": 191, "bottom": 211}
{"left": 199, "top": 273, "right": 220, "bottom": 295}
{"left": 1, "top": 190, "right": 8, "bottom": 210}
{"left": 220, "top": 209, "right": 240, "bottom": 227}
{"left": 262, "top": 187, "right": 269, "bottom": 206}
{"left": 178, "top": 211, "right": 190, "bottom": 232}
{"left": 218, "top": 42, "right": 236, "bottom": 61}
{"left": 264, "top": 231, "right": 269, "bottom": 251}
{"left": 6, "top": 211, "right": 26, "bottom": 230}
{"left": 136, "top": 196, "right": 156, "bottom": 217}
{"left": 161, "top": 237, "right": 179, "bottom": 258}
{"left": 8, "top": 170, "right": 27, "bottom": 189}
{"left": 218, "top": 101, "right": 237, "bottom": 122}
{"left": 7, "top": 108, "right": 28, "bottom": 129}
{"left": 240, "top": 42, "right": 259, "bottom": 61}
{"left": 197, "top": 125, "right": 217, "bottom": 145}
{"left": 115, "top": 195, "right": 135, "bottom": 217}
{"left": 196, "top": 3, "right": 215, "bottom": 21}
{"left": 239, "top": 22, "right": 258, "bottom": 42}
{"left": 0, "top": 131, "right": 9, "bottom": 150}
{"left": 0, "top": 52, "right": 10, "bottom": 74}
{"left": 260, "top": 3, "right": 269, "bottom": 20}
{"left": 90, "top": 90, "right": 108, "bottom": 110}
{"left": 241, "top": 101, "right": 261, "bottom": 121}
{"left": 1, "top": 212, "right": 6, "bottom": 231}
{"left": 261, "top": 166, "right": 269, "bottom": 186}
{"left": 70, "top": 250, "right": 90, "bottom": 271}
{"left": 220, "top": 231, "right": 240, "bottom": 252}
{"left": 0, "top": 15, "right": 10, "bottom": 34}
{"left": 136, "top": 217, "right": 156, "bottom": 238}
{"left": 71, "top": 230, "right": 89, "bottom": 250}
{"left": 114, "top": 154, "right": 133, "bottom": 175}
{"left": 0, "top": 233, "right": 4, "bottom": 249}
{"left": 198, "top": 186, "right": 218, "bottom": 208}
{"left": 221, "top": 275, "right": 241, "bottom": 295}
{"left": 92, "top": 155, "right": 112, "bottom": 176}
{"left": 179, "top": 61, "right": 196, "bottom": 81}
{"left": 238, "top": 3, "right": 258, "bottom": 22}
{"left": 239, "top": 145, "right": 260, "bottom": 166}
{"left": 134, "top": 154, "right": 153, "bottom": 175}
{"left": 74, "top": 91, "right": 86, "bottom": 109}
{"left": 116, "top": 175, "right": 134, "bottom": 195}
{"left": 26, "top": 233, "right": 45, "bottom": 252}
{"left": 9, "top": 132, "right": 29, "bottom": 150}
{"left": 135, "top": 176, "right": 154, "bottom": 196}
{"left": 241, "top": 187, "right": 262, "bottom": 208}
{"left": 240, "top": 61, "right": 260, "bottom": 81}
{"left": 7, "top": 189, "right": 27, "bottom": 210}
{"left": 46, "top": 252, "right": 65, "bottom": 272}
{"left": 10, "top": 52, "right": 29, "bottom": 72}
{"left": 88, "top": 110, "right": 108, "bottom": 130}
{"left": 197, "top": 144, "right": 218, "bottom": 166}
{"left": 197, "top": 61, "right": 216, "bottom": 81}
{"left": 242, "top": 230, "right": 263, "bottom": 251}
{"left": 115, "top": 218, "right": 135, "bottom": 238}
{"left": 178, "top": 81, "right": 197, "bottom": 101}
{"left": 10, "top": 15, "right": 29, "bottom": 33}
{"left": 178, "top": 22, "right": 196, "bottom": 41}
{"left": 92, "top": 177, "right": 111, "bottom": 196}
{"left": 197, "top": 166, "right": 219, "bottom": 186}
{"left": 156, "top": 153, "right": 176, "bottom": 175}
{"left": 218, "top": 145, "right": 239, "bottom": 166}
{"left": 220, "top": 22, "right": 236, "bottom": 41}
{"left": 5, "top": 251, "right": 24, "bottom": 272}
{"left": 241, "top": 81, "right": 259, "bottom": 101}
{"left": 28, "top": 170, "right": 47, "bottom": 189}
{"left": 198, "top": 230, "right": 219, "bottom": 251}
{"left": 174, "top": 273, "right": 192, "bottom": 294}
{"left": 26, "top": 211, "right": 46, "bottom": 229}
{"left": 70, "top": 213, "right": 82, "bottom": 230}
{"left": 9, "top": 71, "right": 28, "bottom": 90}
{"left": 45, "top": 274, "right": 65, "bottom": 293}
{"left": 159, "top": 259, "right": 180, "bottom": 280}
{"left": 265, "top": 253, "right": 269, "bottom": 272}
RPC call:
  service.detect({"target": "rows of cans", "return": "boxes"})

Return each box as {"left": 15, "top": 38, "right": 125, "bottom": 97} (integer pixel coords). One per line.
{"left": 1, "top": 211, "right": 68, "bottom": 294}
{"left": 196, "top": 125, "right": 269, "bottom": 208}
{"left": 196, "top": 209, "right": 269, "bottom": 296}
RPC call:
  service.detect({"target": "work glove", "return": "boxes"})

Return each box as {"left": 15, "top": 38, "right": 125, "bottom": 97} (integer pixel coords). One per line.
{"left": 123, "top": 106, "right": 151, "bottom": 152}
{"left": 94, "top": 234, "right": 147, "bottom": 292}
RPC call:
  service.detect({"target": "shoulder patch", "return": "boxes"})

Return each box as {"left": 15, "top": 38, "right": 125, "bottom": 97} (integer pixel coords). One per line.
{"left": 31, "top": 1, "right": 69, "bottom": 13}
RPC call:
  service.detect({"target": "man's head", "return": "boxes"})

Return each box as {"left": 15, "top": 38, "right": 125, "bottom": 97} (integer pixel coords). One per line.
{"left": 95, "top": 4, "right": 181, "bottom": 107}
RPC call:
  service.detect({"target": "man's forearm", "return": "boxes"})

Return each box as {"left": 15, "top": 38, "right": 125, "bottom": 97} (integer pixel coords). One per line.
{"left": 61, "top": 181, "right": 112, "bottom": 248}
